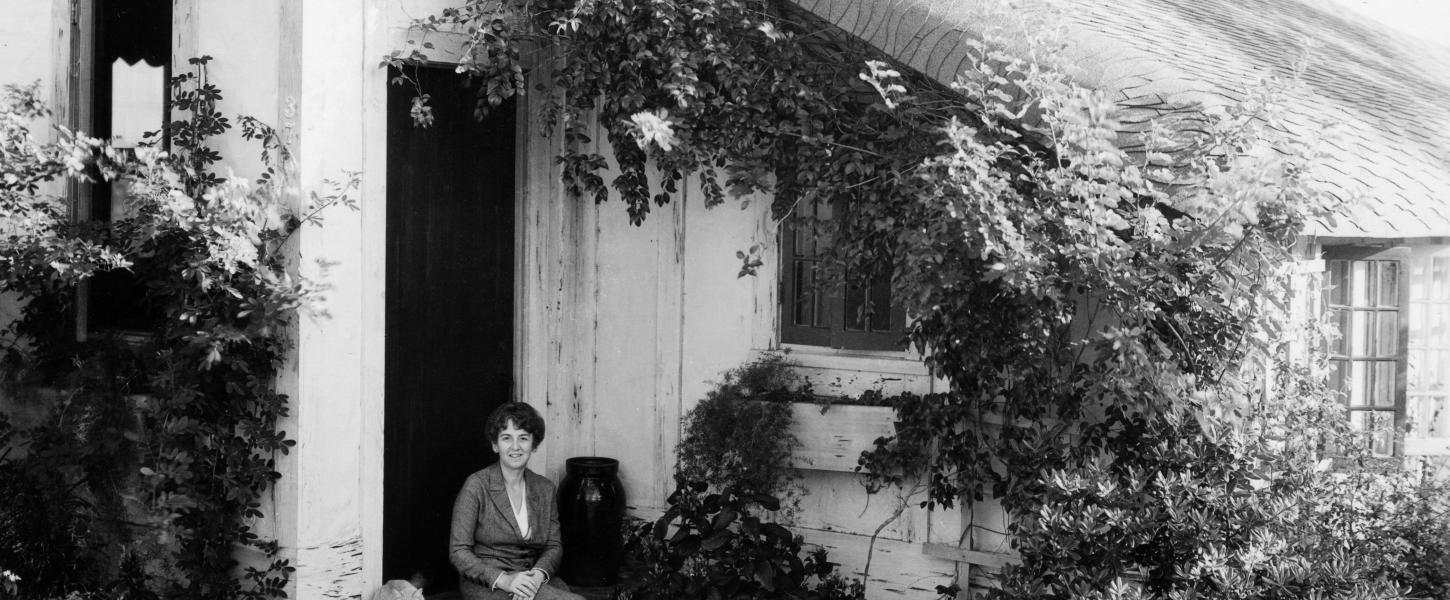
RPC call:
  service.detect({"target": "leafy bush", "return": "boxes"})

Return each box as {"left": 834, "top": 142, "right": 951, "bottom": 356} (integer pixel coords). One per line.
{"left": 993, "top": 393, "right": 1450, "bottom": 600}
{"left": 1381, "top": 476, "right": 1450, "bottom": 598}
{"left": 1, "top": 57, "right": 348, "bottom": 598}
{"left": 676, "top": 354, "right": 811, "bottom": 504}
{"left": 619, "top": 356, "right": 862, "bottom": 600}
{"left": 0, "top": 413, "right": 106, "bottom": 598}
{"left": 621, "top": 480, "right": 863, "bottom": 600}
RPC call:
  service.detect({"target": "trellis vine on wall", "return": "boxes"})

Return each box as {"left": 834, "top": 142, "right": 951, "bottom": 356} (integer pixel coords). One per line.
{"left": 0, "top": 57, "right": 357, "bottom": 598}
{"left": 382, "top": 0, "right": 970, "bottom": 230}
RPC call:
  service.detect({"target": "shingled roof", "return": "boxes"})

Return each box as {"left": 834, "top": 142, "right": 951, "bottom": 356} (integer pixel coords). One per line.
{"left": 790, "top": 0, "right": 1450, "bottom": 239}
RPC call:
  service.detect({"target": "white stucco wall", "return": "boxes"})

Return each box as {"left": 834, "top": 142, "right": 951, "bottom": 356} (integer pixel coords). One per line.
{"left": 189, "top": 0, "right": 282, "bottom": 181}
{"left": 0, "top": 1, "right": 62, "bottom": 414}
{"left": 0, "top": 0, "right": 62, "bottom": 108}
{"left": 273, "top": 1, "right": 375, "bottom": 597}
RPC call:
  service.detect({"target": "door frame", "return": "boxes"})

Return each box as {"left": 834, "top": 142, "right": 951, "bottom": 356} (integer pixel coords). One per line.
{"left": 359, "top": 23, "right": 570, "bottom": 591}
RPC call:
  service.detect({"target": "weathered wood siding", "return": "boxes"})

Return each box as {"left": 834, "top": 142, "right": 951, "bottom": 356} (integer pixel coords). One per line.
{"left": 787, "top": 402, "right": 962, "bottom": 597}
{"left": 504, "top": 92, "right": 963, "bottom": 594}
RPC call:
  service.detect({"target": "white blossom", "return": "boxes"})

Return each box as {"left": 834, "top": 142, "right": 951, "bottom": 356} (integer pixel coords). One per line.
{"left": 627, "top": 109, "right": 677, "bottom": 152}
{"left": 757, "top": 21, "right": 783, "bottom": 42}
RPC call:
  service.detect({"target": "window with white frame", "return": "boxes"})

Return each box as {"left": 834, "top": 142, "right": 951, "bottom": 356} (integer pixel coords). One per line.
{"left": 1324, "top": 247, "right": 1407, "bottom": 455}
{"left": 1324, "top": 245, "right": 1450, "bottom": 456}
{"left": 1406, "top": 247, "right": 1450, "bottom": 453}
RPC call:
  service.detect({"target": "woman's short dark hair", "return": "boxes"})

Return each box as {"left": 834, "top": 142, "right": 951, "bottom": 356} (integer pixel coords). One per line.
{"left": 485, "top": 402, "right": 546, "bottom": 446}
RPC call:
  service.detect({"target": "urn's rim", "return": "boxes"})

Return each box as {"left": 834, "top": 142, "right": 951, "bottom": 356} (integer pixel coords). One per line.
{"left": 565, "top": 456, "right": 619, "bottom": 470}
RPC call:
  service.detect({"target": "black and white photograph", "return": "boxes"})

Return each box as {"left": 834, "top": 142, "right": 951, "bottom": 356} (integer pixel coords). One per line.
{"left": 0, "top": 0, "right": 1447, "bottom": 598}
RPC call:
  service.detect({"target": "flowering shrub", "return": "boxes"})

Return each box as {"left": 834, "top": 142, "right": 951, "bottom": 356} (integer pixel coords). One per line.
{"left": 0, "top": 57, "right": 354, "bottom": 598}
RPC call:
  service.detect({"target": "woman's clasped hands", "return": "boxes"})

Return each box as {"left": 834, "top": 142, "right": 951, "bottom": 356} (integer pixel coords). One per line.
{"left": 501, "top": 568, "right": 547, "bottom": 600}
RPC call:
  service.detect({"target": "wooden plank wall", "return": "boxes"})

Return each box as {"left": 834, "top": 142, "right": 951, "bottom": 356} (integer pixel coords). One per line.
{"left": 514, "top": 122, "right": 977, "bottom": 596}
{"left": 783, "top": 362, "right": 963, "bottom": 598}
{"left": 522, "top": 112, "right": 768, "bottom": 507}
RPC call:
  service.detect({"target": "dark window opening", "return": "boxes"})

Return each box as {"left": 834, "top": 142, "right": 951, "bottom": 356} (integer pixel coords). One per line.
{"left": 86, "top": 0, "right": 172, "bottom": 334}
{"left": 780, "top": 199, "right": 905, "bottom": 351}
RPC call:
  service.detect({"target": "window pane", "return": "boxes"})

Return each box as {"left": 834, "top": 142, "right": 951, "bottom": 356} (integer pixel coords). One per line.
{"left": 1351, "top": 261, "right": 1369, "bottom": 306}
{"left": 792, "top": 220, "right": 808, "bottom": 257}
{"left": 1408, "top": 394, "right": 1449, "bottom": 438}
{"left": 1330, "top": 309, "right": 1349, "bottom": 355}
{"left": 1434, "top": 305, "right": 1450, "bottom": 348}
{"left": 1349, "top": 361, "right": 1368, "bottom": 406}
{"left": 1349, "top": 410, "right": 1394, "bottom": 455}
{"left": 843, "top": 275, "right": 894, "bottom": 333}
{"left": 1409, "top": 349, "right": 1424, "bottom": 390}
{"left": 1372, "top": 361, "right": 1397, "bottom": 408}
{"left": 1350, "top": 310, "right": 1369, "bottom": 356}
{"left": 1329, "top": 359, "right": 1347, "bottom": 400}
{"left": 815, "top": 293, "right": 828, "bottom": 327}
{"left": 1409, "top": 301, "right": 1425, "bottom": 346}
{"left": 1328, "top": 260, "right": 1349, "bottom": 305}
{"left": 792, "top": 260, "right": 815, "bottom": 326}
{"left": 807, "top": 200, "right": 833, "bottom": 256}
{"left": 812, "top": 197, "right": 834, "bottom": 221}
{"left": 844, "top": 280, "right": 866, "bottom": 332}
{"left": 1378, "top": 261, "right": 1400, "bottom": 306}
{"left": 1435, "top": 256, "right": 1450, "bottom": 300}
{"left": 1375, "top": 311, "right": 1399, "bottom": 356}
{"left": 1411, "top": 256, "right": 1427, "bottom": 301}
{"left": 846, "top": 279, "right": 864, "bottom": 333}
{"left": 1431, "top": 395, "right": 1447, "bottom": 438}
{"left": 868, "top": 275, "right": 891, "bottom": 332}
{"left": 1430, "top": 349, "right": 1446, "bottom": 393}
{"left": 792, "top": 218, "right": 826, "bottom": 257}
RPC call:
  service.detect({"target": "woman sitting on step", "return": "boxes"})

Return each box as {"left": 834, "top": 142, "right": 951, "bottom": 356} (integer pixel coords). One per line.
{"left": 449, "top": 402, "right": 585, "bottom": 600}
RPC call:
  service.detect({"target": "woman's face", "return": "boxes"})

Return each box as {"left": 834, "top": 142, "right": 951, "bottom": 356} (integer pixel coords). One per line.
{"left": 491, "top": 420, "right": 535, "bottom": 471}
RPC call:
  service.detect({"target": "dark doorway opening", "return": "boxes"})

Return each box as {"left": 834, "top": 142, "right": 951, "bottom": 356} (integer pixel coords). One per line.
{"left": 384, "top": 67, "right": 517, "bottom": 592}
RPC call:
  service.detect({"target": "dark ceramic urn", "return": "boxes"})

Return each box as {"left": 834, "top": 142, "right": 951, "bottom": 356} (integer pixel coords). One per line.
{"left": 557, "top": 456, "right": 626, "bottom": 586}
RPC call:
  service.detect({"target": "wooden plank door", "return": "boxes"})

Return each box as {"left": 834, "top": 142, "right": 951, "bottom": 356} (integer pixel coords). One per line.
{"left": 385, "top": 67, "right": 516, "bottom": 590}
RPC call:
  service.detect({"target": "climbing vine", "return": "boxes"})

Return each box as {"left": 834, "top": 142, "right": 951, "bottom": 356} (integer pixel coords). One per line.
{"left": 0, "top": 57, "right": 356, "bottom": 598}
{"left": 383, "top": 0, "right": 964, "bottom": 231}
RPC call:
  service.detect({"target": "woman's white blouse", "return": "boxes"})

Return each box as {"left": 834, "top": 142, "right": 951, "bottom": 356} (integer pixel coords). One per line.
{"left": 512, "top": 480, "right": 530, "bottom": 539}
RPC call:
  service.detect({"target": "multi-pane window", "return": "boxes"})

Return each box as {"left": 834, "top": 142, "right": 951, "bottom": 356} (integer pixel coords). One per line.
{"left": 1407, "top": 248, "right": 1450, "bottom": 452}
{"left": 1325, "top": 247, "right": 1408, "bottom": 455}
{"left": 780, "top": 199, "right": 904, "bottom": 351}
